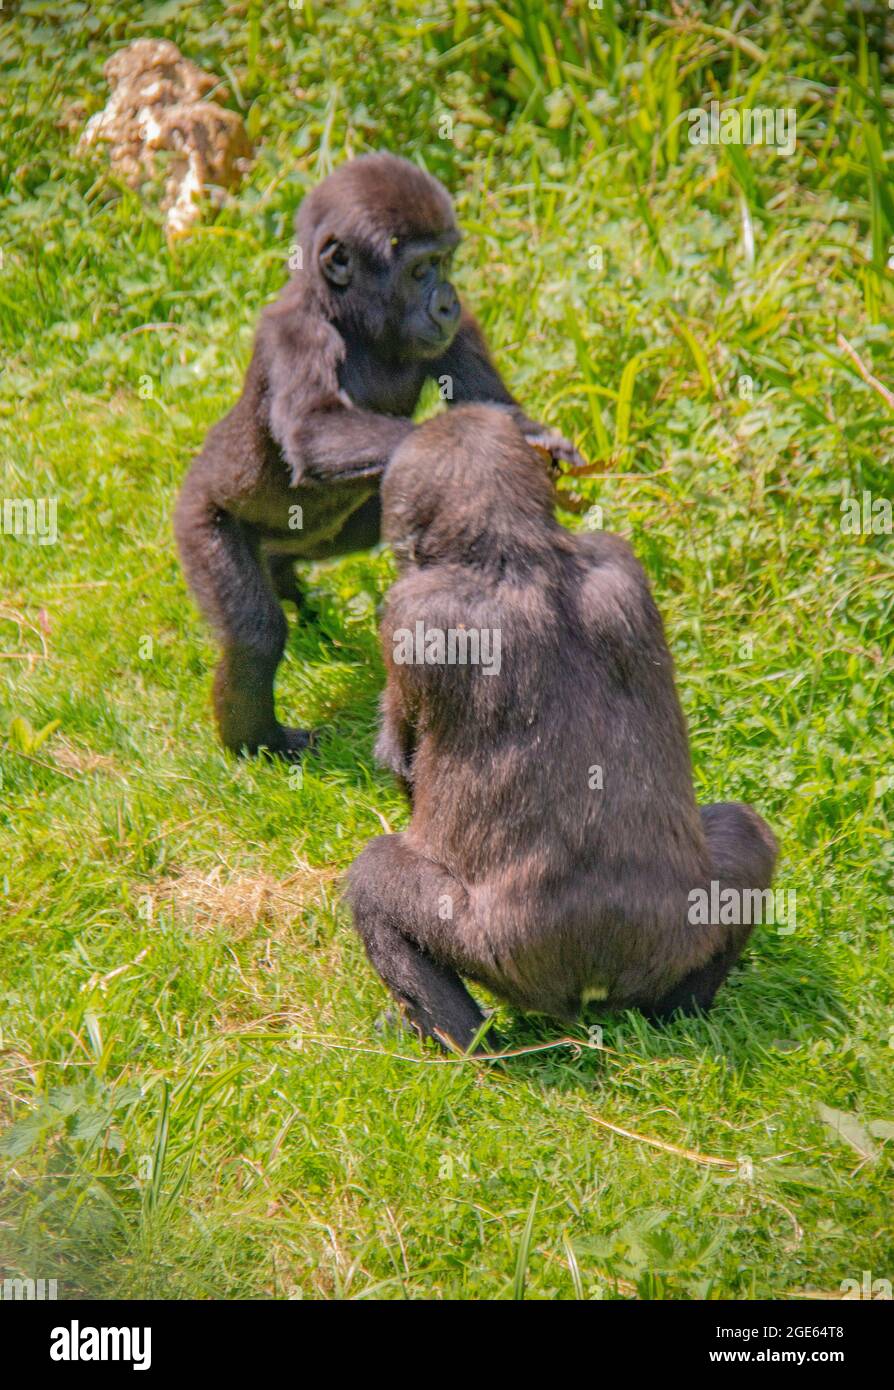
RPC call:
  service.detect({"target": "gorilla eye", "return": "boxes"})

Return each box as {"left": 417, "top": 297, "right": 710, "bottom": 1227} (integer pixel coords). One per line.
{"left": 412, "top": 261, "right": 430, "bottom": 281}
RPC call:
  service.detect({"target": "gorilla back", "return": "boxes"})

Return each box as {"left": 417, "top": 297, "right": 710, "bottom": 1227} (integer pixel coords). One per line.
{"left": 347, "top": 406, "right": 778, "bottom": 1050}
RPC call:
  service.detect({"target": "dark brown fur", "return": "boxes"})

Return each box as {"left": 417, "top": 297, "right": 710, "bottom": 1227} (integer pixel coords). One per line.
{"left": 347, "top": 406, "right": 778, "bottom": 1050}
{"left": 174, "top": 152, "right": 582, "bottom": 758}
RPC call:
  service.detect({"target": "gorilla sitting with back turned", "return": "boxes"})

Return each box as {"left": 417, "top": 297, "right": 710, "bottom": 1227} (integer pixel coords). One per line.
{"left": 175, "top": 152, "right": 582, "bottom": 759}
{"left": 347, "top": 406, "right": 778, "bottom": 1051}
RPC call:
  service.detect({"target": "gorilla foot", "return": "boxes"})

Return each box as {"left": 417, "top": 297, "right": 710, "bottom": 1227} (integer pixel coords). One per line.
{"left": 268, "top": 726, "right": 316, "bottom": 763}
{"left": 229, "top": 726, "right": 316, "bottom": 763}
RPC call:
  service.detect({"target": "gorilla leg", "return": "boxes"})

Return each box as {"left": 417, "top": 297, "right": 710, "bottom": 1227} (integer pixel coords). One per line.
{"left": 645, "top": 941, "right": 743, "bottom": 1020}
{"left": 174, "top": 488, "right": 308, "bottom": 759}
{"left": 299, "top": 494, "right": 382, "bottom": 561}
{"left": 648, "top": 802, "right": 778, "bottom": 1019}
{"left": 347, "top": 834, "right": 487, "bottom": 1051}
{"left": 265, "top": 554, "right": 304, "bottom": 607}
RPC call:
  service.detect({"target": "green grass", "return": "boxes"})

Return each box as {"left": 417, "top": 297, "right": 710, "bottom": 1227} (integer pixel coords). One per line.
{"left": 1, "top": 1, "right": 892, "bottom": 1300}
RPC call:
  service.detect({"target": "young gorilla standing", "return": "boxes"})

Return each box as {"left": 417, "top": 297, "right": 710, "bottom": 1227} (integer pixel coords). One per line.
{"left": 175, "top": 152, "right": 581, "bottom": 759}
{"left": 347, "top": 406, "right": 778, "bottom": 1050}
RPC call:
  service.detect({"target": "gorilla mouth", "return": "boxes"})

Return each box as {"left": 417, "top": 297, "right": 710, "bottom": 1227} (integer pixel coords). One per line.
{"left": 414, "top": 324, "right": 458, "bottom": 355}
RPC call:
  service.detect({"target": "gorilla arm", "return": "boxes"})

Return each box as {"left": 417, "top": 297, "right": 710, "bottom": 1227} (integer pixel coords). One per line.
{"left": 261, "top": 288, "right": 416, "bottom": 485}
{"left": 429, "top": 307, "right": 586, "bottom": 470}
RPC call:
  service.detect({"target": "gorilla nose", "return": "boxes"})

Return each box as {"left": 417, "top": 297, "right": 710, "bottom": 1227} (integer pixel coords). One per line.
{"left": 429, "top": 283, "right": 460, "bottom": 330}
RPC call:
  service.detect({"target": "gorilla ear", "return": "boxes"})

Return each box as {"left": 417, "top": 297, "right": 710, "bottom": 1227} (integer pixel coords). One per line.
{"left": 319, "top": 238, "right": 353, "bottom": 287}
